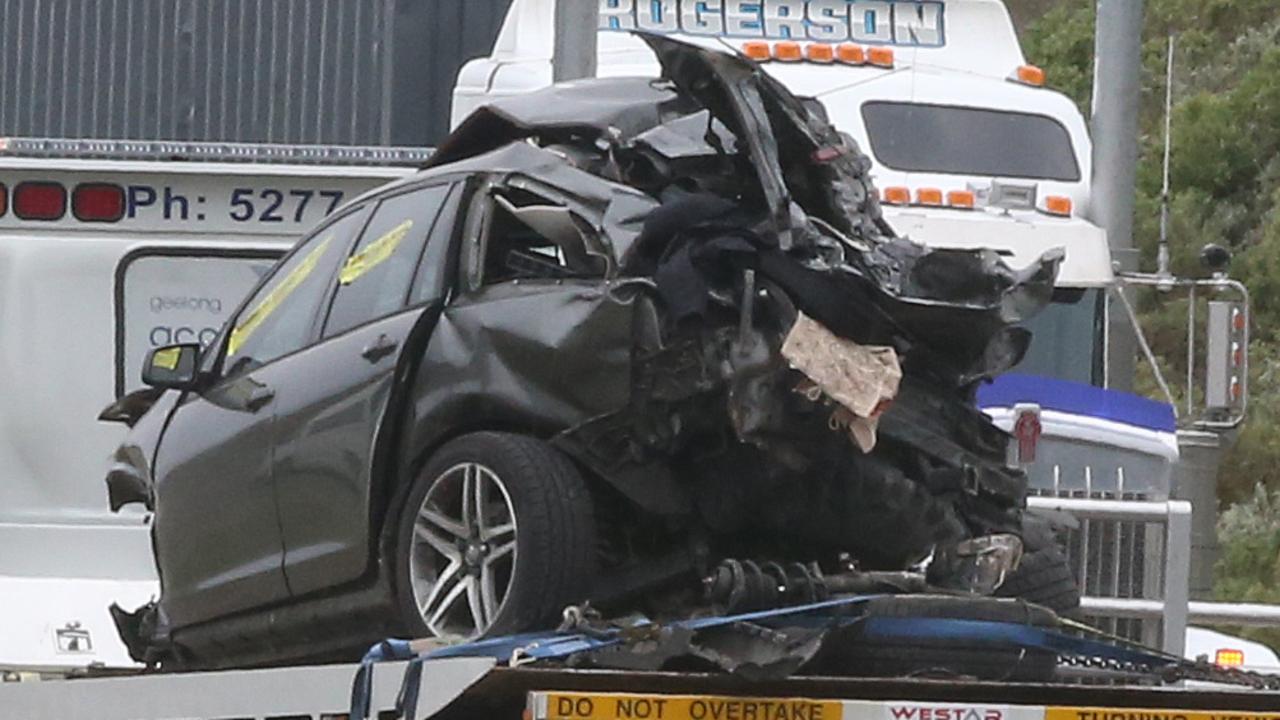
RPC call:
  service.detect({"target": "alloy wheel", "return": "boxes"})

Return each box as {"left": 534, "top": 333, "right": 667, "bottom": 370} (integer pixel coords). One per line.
{"left": 408, "top": 462, "right": 518, "bottom": 638}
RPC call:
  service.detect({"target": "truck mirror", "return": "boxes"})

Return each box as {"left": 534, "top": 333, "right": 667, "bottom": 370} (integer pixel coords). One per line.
{"left": 1200, "top": 243, "right": 1232, "bottom": 273}
{"left": 1204, "top": 301, "right": 1246, "bottom": 414}
{"left": 141, "top": 343, "right": 202, "bottom": 390}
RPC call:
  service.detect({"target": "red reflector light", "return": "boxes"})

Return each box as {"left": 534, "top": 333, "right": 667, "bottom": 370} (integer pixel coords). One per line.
{"left": 1013, "top": 404, "right": 1043, "bottom": 464}
{"left": 13, "top": 181, "right": 67, "bottom": 221}
{"left": 72, "top": 183, "right": 126, "bottom": 222}
{"left": 0, "top": 182, "right": 7, "bottom": 217}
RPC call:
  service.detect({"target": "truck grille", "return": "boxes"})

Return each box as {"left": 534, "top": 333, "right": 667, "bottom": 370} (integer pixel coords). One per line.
{"left": 1033, "top": 486, "right": 1161, "bottom": 644}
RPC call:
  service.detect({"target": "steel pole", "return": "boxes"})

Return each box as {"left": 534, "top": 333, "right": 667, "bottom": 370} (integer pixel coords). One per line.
{"left": 1090, "top": 0, "right": 1144, "bottom": 391}
{"left": 553, "top": 0, "right": 599, "bottom": 83}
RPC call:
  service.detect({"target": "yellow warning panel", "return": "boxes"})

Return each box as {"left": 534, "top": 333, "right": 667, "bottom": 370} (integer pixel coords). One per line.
{"left": 1047, "top": 707, "right": 1280, "bottom": 720}
{"left": 539, "top": 692, "right": 843, "bottom": 720}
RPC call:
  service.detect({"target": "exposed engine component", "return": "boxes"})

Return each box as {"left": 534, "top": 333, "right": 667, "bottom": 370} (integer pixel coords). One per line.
{"left": 705, "top": 556, "right": 954, "bottom": 614}
{"left": 704, "top": 559, "right": 829, "bottom": 613}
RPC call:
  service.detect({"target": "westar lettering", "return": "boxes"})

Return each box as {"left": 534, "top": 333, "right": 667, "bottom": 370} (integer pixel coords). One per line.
{"left": 599, "top": 0, "right": 945, "bottom": 46}
{"left": 890, "top": 707, "right": 1005, "bottom": 720}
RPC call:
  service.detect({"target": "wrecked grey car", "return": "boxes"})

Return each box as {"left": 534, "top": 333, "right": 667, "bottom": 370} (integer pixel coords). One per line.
{"left": 105, "top": 36, "right": 1065, "bottom": 670}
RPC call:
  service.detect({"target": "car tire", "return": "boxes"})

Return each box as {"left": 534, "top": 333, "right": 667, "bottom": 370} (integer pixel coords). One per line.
{"left": 996, "top": 543, "right": 1081, "bottom": 616}
{"left": 995, "top": 514, "right": 1081, "bottom": 616}
{"left": 394, "top": 432, "right": 596, "bottom": 640}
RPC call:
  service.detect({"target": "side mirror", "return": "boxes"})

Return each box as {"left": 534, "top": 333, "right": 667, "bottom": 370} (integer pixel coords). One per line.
{"left": 141, "top": 344, "right": 202, "bottom": 390}
{"left": 1201, "top": 243, "right": 1232, "bottom": 274}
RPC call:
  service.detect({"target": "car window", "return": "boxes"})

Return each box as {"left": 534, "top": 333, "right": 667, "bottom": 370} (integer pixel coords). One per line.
{"left": 479, "top": 187, "right": 606, "bottom": 286}
{"left": 322, "top": 185, "right": 453, "bottom": 338}
{"left": 408, "top": 185, "right": 463, "bottom": 306}
{"left": 223, "top": 206, "right": 370, "bottom": 375}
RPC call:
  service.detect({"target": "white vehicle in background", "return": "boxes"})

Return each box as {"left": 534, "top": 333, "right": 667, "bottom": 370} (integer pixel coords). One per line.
{"left": 0, "top": 139, "right": 421, "bottom": 674}
{"left": 454, "top": 0, "right": 1266, "bottom": 660}
{"left": 1186, "top": 627, "right": 1280, "bottom": 675}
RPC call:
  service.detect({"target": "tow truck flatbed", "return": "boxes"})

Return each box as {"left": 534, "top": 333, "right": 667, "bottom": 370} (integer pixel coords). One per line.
{"left": 4, "top": 661, "right": 1279, "bottom": 720}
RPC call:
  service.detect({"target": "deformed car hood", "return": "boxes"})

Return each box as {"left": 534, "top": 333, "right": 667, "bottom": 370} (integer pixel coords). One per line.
{"left": 429, "top": 34, "right": 1059, "bottom": 384}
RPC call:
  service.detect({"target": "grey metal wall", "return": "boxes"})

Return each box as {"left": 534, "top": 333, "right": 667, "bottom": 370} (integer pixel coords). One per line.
{"left": 0, "top": 0, "right": 511, "bottom": 147}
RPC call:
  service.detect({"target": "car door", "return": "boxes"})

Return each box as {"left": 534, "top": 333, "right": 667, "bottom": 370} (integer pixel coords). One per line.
{"left": 273, "top": 183, "right": 460, "bottom": 596}
{"left": 152, "top": 205, "right": 371, "bottom": 628}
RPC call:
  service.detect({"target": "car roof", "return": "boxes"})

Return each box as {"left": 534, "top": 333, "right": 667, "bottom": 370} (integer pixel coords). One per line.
{"left": 344, "top": 140, "right": 660, "bottom": 264}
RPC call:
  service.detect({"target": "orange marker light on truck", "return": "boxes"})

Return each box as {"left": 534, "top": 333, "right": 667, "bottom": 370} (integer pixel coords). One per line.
{"left": 1215, "top": 648, "right": 1245, "bottom": 667}
{"left": 806, "top": 44, "right": 835, "bottom": 64}
{"left": 1044, "top": 195, "right": 1073, "bottom": 216}
{"left": 916, "top": 188, "right": 944, "bottom": 206}
{"left": 774, "top": 41, "right": 803, "bottom": 62}
{"left": 883, "top": 187, "right": 911, "bottom": 205}
{"left": 1014, "top": 65, "right": 1046, "bottom": 87}
{"left": 947, "top": 190, "right": 977, "bottom": 209}
{"left": 742, "top": 41, "right": 771, "bottom": 61}
{"left": 837, "top": 44, "right": 866, "bottom": 65}
{"left": 868, "top": 47, "right": 895, "bottom": 68}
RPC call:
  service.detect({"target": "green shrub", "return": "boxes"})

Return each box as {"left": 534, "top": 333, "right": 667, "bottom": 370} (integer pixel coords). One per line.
{"left": 1214, "top": 484, "right": 1280, "bottom": 650}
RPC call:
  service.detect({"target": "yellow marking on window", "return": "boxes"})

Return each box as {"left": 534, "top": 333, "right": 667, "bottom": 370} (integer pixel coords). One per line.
{"left": 339, "top": 219, "right": 414, "bottom": 286}
{"left": 228, "top": 237, "right": 333, "bottom": 357}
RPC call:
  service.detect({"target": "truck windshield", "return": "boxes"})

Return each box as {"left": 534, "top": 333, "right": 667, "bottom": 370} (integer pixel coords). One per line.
{"left": 1012, "top": 288, "right": 1105, "bottom": 386}
{"left": 861, "top": 102, "right": 1081, "bottom": 182}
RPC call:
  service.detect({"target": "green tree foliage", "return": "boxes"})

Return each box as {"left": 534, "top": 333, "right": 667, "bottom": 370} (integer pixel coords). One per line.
{"left": 1010, "top": 0, "right": 1280, "bottom": 642}
{"left": 1215, "top": 484, "right": 1280, "bottom": 649}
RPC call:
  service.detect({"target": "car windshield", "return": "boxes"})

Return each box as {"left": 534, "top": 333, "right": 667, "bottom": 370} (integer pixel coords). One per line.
{"left": 1011, "top": 289, "right": 1105, "bottom": 386}
{"left": 861, "top": 102, "right": 1082, "bottom": 182}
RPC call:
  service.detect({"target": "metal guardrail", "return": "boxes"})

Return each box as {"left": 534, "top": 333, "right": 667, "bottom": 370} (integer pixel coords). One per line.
{"left": 1028, "top": 496, "right": 1280, "bottom": 658}
{"left": 1028, "top": 496, "right": 1189, "bottom": 655}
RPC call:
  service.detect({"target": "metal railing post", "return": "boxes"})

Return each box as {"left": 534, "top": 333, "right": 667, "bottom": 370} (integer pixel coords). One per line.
{"left": 1042, "top": 494, "right": 1280, "bottom": 653}
{"left": 1161, "top": 501, "right": 1192, "bottom": 656}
